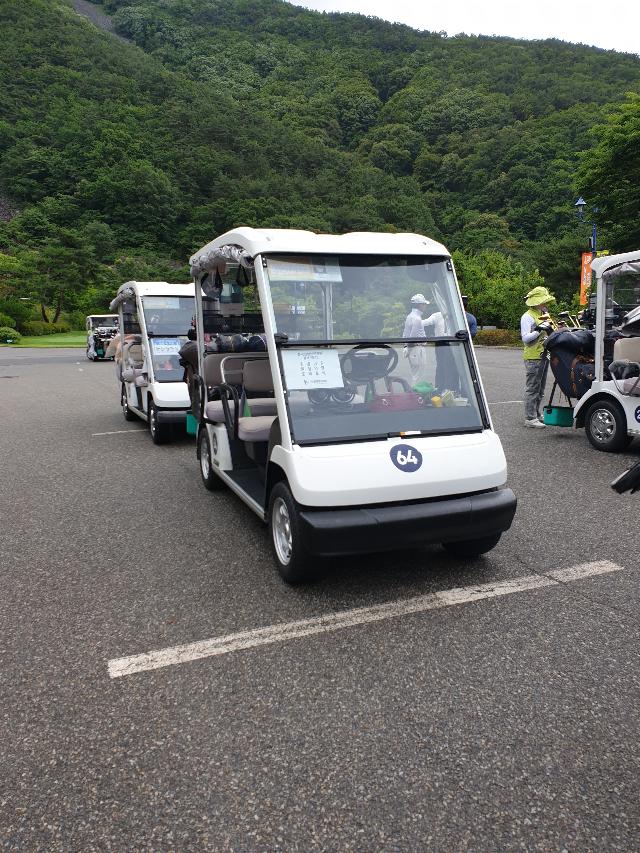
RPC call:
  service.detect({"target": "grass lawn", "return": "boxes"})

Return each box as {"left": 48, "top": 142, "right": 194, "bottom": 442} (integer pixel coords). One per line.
{"left": 1, "top": 331, "right": 87, "bottom": 348}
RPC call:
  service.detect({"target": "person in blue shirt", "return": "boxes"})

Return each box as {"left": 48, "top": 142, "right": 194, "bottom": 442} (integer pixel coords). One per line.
{"left": 462, "top": 296, "right": 478, "bottom": 338}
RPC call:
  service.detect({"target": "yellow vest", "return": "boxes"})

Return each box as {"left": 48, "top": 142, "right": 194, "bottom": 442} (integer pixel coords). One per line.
{"left": 523, "top": 308, "right": 556, "bottom": 360}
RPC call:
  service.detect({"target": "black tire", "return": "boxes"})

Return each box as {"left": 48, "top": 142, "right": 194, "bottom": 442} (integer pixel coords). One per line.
{"left": 148, "top": 400, "right": 170, "bottom": 445}
{"left": 442, "top": 533, "right": 502, "bottom": 558}
{"left": 268, "top": 482, "right": 316, "bottom": 584}
{"left": 584, "top": 399, "right": 632, "bottom": 453}
{"left": 198, "top": 429, "right": 225, "bottom": 491}
{"left": 121, "top": 383, "right": 136, "bottom": 421}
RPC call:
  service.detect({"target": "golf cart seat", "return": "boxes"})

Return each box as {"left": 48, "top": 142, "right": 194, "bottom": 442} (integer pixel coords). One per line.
{"left": 203, "top": 353, "right": 276, "bottom": 421}
{"left": 237, "top": 360, "right": 277, "bottom": 442}
{"left": 613, "top": 336, "right": 640, "bottom": 362}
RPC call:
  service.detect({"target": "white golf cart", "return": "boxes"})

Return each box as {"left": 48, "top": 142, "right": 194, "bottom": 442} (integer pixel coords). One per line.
{"left": 190, "top": 228, "right": 517, "bottom": 582}
{"left": 571, "top": 250, "right": 640, "bottom": 452}
{"left": 109, "top": 281, "right": 195, "bottom": 444}
{"left": 85, "top": 314, "right": 118, "bottom": 361}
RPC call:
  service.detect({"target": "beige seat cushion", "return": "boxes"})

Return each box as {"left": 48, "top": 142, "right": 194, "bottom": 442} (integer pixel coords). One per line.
{"left": 613, "top": 337, "right": 640, "bottom": 361}
{"left": 237, "top": 415, "right": 276, "bottom": 443}
{"left": 205, "top": 399, "right": 236, "bottom": 421}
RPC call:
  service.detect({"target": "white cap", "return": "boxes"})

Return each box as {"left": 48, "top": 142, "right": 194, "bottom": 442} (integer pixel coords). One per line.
{"left": 410, "top": 293, "right": 430, "bottom": 305}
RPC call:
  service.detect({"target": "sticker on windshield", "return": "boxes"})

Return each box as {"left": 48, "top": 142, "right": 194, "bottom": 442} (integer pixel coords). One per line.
{"left": 151, "top": 338, "right": 182, "bottom": 356}
{"left": 390, "top": 444, "right": 422, "bottom": 472}
{"left": 281, "top": 349, "right": 344, "bottom": 390}
{"left": 266, "top": 256, "right": 342, "bottom": 282}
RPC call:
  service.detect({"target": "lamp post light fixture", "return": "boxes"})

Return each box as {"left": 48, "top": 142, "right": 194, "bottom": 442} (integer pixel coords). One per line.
{"left": 574, "top": 196, "right": 598, "bottom": 259}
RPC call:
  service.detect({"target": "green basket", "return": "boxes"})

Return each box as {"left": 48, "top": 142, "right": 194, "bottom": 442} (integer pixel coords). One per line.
{"left": 185, "top": 412, "right": 198, "bottom": 436}
{"left": 543, "top": 405, "right": 573, "bottom": 427}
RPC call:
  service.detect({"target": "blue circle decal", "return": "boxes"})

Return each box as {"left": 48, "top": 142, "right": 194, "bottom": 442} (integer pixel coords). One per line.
{"left": 390, "top": 443, "right": 423, "bottom": 472}
{"left": 635, "top": 406, "right": 640, "bottom": 424}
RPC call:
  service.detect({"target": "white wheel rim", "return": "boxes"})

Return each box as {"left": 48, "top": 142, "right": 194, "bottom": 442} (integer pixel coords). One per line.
{"left": 150, "top": 407, "right": 156, "bottom": 436}
{"left": 201, "top": 436, "right": 211, "bottom": 478}
{"left": 272, "top": 497, "right": 292, "bottom": 566}
{"left": 591, "top": 408, "right": 615, "bottom": 443}
{"left": 122, "top": 389, "right": 127, "bottom": 411}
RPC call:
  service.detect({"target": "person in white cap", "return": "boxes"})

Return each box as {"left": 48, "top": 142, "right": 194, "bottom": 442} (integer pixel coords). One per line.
{"left": 403, "top": 293, "right": 429, "bottom": 383}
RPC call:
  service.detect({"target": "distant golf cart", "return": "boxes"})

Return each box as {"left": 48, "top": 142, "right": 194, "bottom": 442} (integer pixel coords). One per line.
{"left": 189, "top": 228, "right": 517, "bottom": 583}
{"left": 109, "top": 282, "right": 195, "bottom": 444}
{"left": 85, "top": 314, "right": 118, "bottom": 361}
{"left": 545, "top": 249, "right": 640, "bottom": 451}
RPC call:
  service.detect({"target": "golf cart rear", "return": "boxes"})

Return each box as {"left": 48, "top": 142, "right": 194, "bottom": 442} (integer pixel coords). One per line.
{"left": 109, "top": 281, "right": 195, "bottom": 444}
{"left": 85, "top": 314, "right": 118, "bottom": 361}
{"left": 190, "top": 228, "right": 517, "bottom": 582}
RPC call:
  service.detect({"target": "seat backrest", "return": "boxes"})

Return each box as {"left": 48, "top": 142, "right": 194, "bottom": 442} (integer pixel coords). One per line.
{"left": 203, "top": 353, "right": 225, "bottom": 387}
{"left": 243, "top": 358, "right": 273, "bottom": 393}
{"left": 613, "top": 337, "right": 640, "bottom": 362}
{"left": 124, "top": 342, "right": 144, "bottom": 367}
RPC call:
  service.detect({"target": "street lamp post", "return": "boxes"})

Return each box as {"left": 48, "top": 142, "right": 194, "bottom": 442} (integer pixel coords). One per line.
{"left": 574, "top": 196, "right": 598, "bottom": 259}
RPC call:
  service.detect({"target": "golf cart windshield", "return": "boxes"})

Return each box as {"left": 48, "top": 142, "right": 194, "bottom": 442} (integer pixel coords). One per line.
{"left": 263, "top": 254, "right": 485, "bottom": 444}
{"left": 90, "top": 316, "right": 117, "bottom": 328}
{"left": 602, "top": 262, "right": 640, "bottom": 395}
{"left": 141, "top": 295, "right": 195, "bottom": 382}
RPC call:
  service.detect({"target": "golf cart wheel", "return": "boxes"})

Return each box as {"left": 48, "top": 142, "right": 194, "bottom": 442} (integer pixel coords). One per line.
{"left": 443, "top": 533, "right": 502, "bottom": 558}
{"left": 148, "top": 400, "right": 170, "bottom": 445}
{"left": 198, "top": 429, "right": 224, "bottom": 491}
{"left": 268, "top": 482, "right": 316, "bottom": 584}
{"left": 584, "top": 399, "right": 632, "bottom": 453}
{"left": 121, "top": 383, "right": 136, "bottom": 421}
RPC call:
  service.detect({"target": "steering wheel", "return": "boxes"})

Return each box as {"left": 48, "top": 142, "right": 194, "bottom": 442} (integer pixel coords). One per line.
{"left": 341, "top": 344, "right": 399, "bottom": 384}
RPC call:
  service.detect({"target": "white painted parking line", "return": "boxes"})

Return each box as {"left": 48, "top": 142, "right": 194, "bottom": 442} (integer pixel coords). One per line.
{"left": 92, "top": 429, "right": 145, "bottom": 436}
{"left": 108, "top": 561, "right": 622, "bottom": 679}
{"left": 490, "top": 400, "right": 524, "bottom": 404}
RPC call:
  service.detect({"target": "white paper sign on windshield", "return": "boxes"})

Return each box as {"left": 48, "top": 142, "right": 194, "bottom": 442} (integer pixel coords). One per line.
{"left": 266, "top": 257, "right": 342, "bottom": 282}
{"left": 151, "top": 338, "right": 183, "bottom": 356}
{"left": 281, "top": 349, "right": 344, "bottom": 390}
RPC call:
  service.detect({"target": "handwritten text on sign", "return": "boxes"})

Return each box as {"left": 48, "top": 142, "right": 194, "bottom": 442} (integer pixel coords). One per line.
{"left": 281, "top": 349, "right": 344, "bottom": 390}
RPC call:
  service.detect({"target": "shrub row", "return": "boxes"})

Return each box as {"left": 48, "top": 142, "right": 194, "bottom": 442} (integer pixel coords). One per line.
{"left": 0, "top": 326, "right": 22, "bottom": 343}
{"left": 21, "top": 320, "right": 72, "bottom": 336}
{"left": 474, "top": 329, "right": 522, "bottom": 347}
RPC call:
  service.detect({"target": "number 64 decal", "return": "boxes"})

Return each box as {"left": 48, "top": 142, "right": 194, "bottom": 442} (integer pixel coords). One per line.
{"left": 390, "top": 444, "right": 423, "bottom": 472}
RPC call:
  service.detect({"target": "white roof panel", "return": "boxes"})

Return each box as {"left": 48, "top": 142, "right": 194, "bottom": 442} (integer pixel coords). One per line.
{"left": 189, "top": 228, "right": 449, "bottom": 272}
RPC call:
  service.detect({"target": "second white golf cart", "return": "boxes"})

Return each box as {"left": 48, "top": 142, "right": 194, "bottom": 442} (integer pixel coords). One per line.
{"left": 571, "top": 250, "right": 640, "bottom": 451}
{"left": 109, "top": 281, "right": 195, "bottom": 444}
{"left": 190, "top": 228, "right": 517, "bottom": 582}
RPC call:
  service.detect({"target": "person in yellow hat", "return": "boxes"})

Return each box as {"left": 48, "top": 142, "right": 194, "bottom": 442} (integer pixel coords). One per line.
{"left": 521, "top": 286, "right": 556, "bottom": 428}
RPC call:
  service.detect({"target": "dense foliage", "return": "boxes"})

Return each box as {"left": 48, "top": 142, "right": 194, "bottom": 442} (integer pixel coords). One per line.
{"left": 0, "top": 0, "right": 639, "bottom": 330}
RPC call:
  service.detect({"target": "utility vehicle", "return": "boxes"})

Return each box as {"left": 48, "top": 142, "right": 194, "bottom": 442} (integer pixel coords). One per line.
{"left": 109, "top": 282, "right": 194, "bottom": 443}
{"left": 546, "top": 250, "right": 640, "bottom": 452}
{"left": 189, "top": 228, "right": 517, "bottom": 582}
{"left": 85, "top": 314, "right": 118, "bottom": 361}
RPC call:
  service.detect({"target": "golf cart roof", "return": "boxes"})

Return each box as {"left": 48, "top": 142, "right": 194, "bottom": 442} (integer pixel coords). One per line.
{"left": 592, "top": 250, "right": 640, "bottom": 277}
{"left": 109, "top": 281, "right": 194, "bottom": 311}
{"left": 189, "top": 228, "right": 450, "bottom": 278}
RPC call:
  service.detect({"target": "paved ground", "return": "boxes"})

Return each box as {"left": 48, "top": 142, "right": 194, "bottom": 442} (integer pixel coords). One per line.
{"left": 1, "top": 347, "right": 639, "bottom": 851}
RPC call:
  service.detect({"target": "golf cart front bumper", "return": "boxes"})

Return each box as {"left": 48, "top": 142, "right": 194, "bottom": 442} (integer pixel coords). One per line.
{"left": 299, "top": 487, "right": 517, "bottom": 557}
{"left": 156, "top": 408, "right": 188, "bottom": 424}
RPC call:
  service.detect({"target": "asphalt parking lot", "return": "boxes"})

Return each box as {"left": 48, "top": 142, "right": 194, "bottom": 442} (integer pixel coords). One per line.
{"left": 1, "top": 346, "right": 639, "bottom": 851}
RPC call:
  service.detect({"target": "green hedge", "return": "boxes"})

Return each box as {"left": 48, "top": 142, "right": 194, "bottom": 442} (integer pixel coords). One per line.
{"left": 0, "top": 312, "right": 16, "bottom": 328}
{"left": 474, "top": 329, "right": 522, "bottom": 347}
{"left": 0, "top": 326, "right": 22, "bottom": 343}
{"left": 21, "top": 320, "right": 72, "bottom": 336}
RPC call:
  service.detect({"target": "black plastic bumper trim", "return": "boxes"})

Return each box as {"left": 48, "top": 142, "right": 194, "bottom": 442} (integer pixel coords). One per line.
{"left": 299, "top": 488, "right": 517, "bottom": 557}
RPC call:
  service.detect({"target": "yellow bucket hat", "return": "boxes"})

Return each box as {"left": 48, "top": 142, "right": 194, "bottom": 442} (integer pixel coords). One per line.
{"left": 525, "top": 286, "right": 556, "bottom": 307}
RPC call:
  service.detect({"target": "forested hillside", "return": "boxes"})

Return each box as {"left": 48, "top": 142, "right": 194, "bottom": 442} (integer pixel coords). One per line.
{"left": 1, "top": 0, "right": 639, "bottom": 329}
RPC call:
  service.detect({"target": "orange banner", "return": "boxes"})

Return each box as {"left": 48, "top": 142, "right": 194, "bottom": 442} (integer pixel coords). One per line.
{"left": 580, "top": 252, "right": 592, "bottom": 306}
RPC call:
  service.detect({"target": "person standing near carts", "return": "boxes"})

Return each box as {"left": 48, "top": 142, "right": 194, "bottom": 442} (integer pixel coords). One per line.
{"left": 403, "top": 293, "right": 430, "bottom": 384}
{"left": 520, "top": 286, "right": 557, "bottom": 428}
